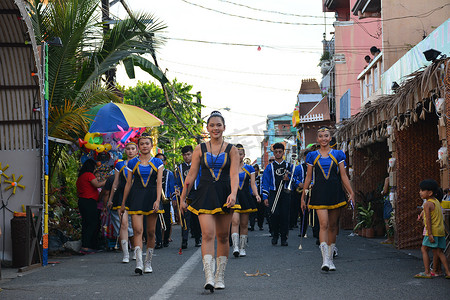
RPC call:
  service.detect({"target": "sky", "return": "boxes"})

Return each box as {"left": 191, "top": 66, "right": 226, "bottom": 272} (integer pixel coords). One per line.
{"left": 114, "top": 0, "right": 334, "bottom": 160}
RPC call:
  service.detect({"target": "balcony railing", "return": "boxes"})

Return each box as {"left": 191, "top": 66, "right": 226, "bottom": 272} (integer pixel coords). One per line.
{"left": 299, "top": 113, "right": 324, "bottom": 123}
{"left": 358, "top": 52, "right": 383, "bottom": 105}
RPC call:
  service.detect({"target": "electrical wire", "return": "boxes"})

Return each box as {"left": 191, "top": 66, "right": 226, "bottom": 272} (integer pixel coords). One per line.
{"left": 180, "top": 0, "right": 328, "bottom": 26}
{"left": 181, "top": 0, "right": 450, "bottom": 26}
{"left": 216, "top": 0, "right": 335, "bottom": 19}
{"left": 160, "top": 58, "right": 329, "bottom": 77}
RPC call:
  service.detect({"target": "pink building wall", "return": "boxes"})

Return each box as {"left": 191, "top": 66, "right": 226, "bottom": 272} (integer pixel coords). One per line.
{"left": 329, "top": 0, "right": 381, "bottom": 122}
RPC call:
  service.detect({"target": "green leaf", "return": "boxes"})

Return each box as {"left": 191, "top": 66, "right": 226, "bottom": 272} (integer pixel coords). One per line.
{"left": 123, "top": 57, "right": 135, "bottom": 79}
{"left": 128, "top": 55, "right": 169, "bottom": 84}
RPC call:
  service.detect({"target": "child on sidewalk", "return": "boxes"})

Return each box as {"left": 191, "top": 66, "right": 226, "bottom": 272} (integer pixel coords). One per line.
{"left": 414, "top": 179, "right": 450, "bottom": 279}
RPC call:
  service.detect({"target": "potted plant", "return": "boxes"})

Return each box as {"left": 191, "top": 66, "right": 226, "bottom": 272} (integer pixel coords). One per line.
{"left": 354, "top": 202, "right": 375, "bottom": 238}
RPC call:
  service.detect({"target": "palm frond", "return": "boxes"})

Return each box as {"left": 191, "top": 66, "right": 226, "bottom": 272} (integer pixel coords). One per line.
{"left": 74, "top": 81, "right": 121, "bottom": 107}
{"left": 77, "top": 12, "right": 166, "bottom": 93}
{"left": 49, "top": 100, "right": 90, "bottom": 140}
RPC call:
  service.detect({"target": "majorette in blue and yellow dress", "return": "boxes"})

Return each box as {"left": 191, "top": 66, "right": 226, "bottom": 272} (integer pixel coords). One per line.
{"left": 235, "top": 164, "right": 258, "bottom": 214}
{"left": 126, "top": 156, "right": 165, "bottom": 215}
{"left": 306, "top": 149, "right": 347, "bottom": 210}
{"left": 188, "top": 143, "right": 241, "bottom": 215}
{"left": 111, "top": 160, "right": 131, "bottom": 210}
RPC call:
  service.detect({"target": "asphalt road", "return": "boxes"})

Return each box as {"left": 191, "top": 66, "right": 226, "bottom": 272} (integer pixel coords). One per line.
{"left": 1, "top": 225, "right": 449, "bottom": 299}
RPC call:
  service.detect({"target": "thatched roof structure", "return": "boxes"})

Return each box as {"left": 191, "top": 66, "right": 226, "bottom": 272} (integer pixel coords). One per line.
{"left": 336, "top": 58, "right": 449, "bottom": 149}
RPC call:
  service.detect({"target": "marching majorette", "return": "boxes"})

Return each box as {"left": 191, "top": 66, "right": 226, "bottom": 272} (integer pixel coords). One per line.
{"left": 120, "top": 133, "right": 164, "bottom": 275}
{"left": 107, "top": 142, "right": 138, "bottom": 263}
{"left": 231, "top": 144, "right": 260, "bottom": 257}
{"left": 262, "top": 143, "right": 300, "bottom": 246}
{"left": 180, "top": 111, "right": 240, "bottom": 292}
{"left": 154, "top": 153, "right": 175, "bottom": 249}
{"left": 301, "top": 127, "right": 354, "bottom": 272}
{"left": 174, "top": 145, "right": 202, "bottom": 249}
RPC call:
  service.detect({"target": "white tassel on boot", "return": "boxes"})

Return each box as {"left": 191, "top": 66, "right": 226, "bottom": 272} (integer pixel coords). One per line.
{"left": 231, "top": 233, "right": 239, "bottom": 258}
{"left": 239, "top": 235, "right": 247, "bottom": 257}
{"left": 121, "top": 240, "right": 129, "bottom": 263}
{"left": 214, "top": 256, "right": 228, "bottom": 289}
{"left": 144, "top": 248, "right": 154, "bottom": 273}
{"left": 202, "top": 254, "right": 215, "bottom": 292}
{"left": 319, "top": 242, "right": 330, "bottom": 272}
{"left": 328, "top": 243, "right": 336, "bottom": 271}
{"left": 134, "top": 246, "right": 143, "bottom": 275}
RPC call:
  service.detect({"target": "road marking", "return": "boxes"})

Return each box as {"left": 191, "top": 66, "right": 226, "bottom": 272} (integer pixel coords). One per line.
{"left": 149, "top": 247, "right": 202, "bottom": 300}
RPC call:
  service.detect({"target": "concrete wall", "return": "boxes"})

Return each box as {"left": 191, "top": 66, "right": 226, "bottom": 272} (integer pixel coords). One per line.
{"left": 0, "top": 150, "right": 42, "bottom": 262}
{"left": 382, "top": 0, "right": 450, "bottom": 71}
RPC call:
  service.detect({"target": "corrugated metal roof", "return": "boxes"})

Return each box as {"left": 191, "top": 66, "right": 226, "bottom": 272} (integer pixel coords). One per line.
{"left": 0, "top": 0, "right": 42, "bottom": 150}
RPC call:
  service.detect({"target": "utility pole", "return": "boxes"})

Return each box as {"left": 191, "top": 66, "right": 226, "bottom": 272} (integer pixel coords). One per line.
{"left": 195, "top": 91, "right": 202, "bottom": 144}
{"left": 101, "top": 0, "right": 116, "bottom": 90}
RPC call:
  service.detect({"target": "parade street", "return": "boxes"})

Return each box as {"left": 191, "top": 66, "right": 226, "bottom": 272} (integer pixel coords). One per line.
{"left": 1, "top": 225, "right": 449, "bottom": 300}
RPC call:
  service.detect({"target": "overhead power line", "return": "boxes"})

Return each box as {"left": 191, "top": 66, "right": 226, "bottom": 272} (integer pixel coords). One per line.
{"left": 181, "top": 0, "right": 450, "bottom": 27}
{"left": 216, "top": 0, "right": 335, "bottom": 19}
{"left": 180, "top": 0, "right": 327, "bottom": 26}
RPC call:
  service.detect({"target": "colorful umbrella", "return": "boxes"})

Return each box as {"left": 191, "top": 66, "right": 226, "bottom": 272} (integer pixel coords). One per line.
{"left": 88, "top": 102, "right": 163, "bottom": 133}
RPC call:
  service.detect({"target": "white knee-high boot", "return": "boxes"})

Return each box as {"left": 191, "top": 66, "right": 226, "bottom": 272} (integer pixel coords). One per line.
{"left": 202, "top": 254, "right": 215, "bottom": 292}
{"left": 328, "top": 243, "right": 336, "bottom": 271}
{"left": 231, "top": 233, "right": 239, "bottom": 258}
{"left": 134, "top": 246, "right": 143, "bottom": 275}
{"left": 144, "top": 248, "right": 154, "bottom": 273}
{"left": 214, "top": 256, "right": 228, "bottom": 289}
{"left": 121, "top": 240, "right": 129, "bottom": 263}
{"left": 239, "top": 235, "right": 247, "bottom": 257}
{"left": 319, "top": 242, "right": 330, "bottom": 271}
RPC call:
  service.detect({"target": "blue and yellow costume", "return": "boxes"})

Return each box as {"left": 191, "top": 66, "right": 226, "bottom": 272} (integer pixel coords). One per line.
{"left": 175, "top": 163, "right": 200, "bottom": 203}
{"left": 236, "top": 164, "right": 257, "bottom": 214}
{"left": 156, "top": 168, "right": 175, "bottom": 246}
{"left": 175, "top": 162, "right": 202, "bottom": 244}
{"left": 188, "top": 143, "right": 241, "bottom": 215}
{"left": 262, "top": 160, "right": 299, "bottom": 243}
{"left": 306, "top": 149, "right": 347, "bottom": 210}
{"left": 112, "top": 160, "right": 130, "bottom": 210}
{"left": 126, "top": 156, "right": 165, "bottom": 215}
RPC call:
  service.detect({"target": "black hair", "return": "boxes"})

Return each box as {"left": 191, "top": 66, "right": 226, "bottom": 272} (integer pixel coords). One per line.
{"left": 181, "top": 145, "right": 193, "bottom": 154}
{"left": 273, "top": 143, "right": 285, "bottom": 151}
{"left": 253, "top": 164, "right": 260, "bottom": 171}
{"left": 364, "top": 55, "right": 371, "bottom": 62}
{"left": 138, "top": 132, "right": 153, "bottom": 145}
{"left": 207, "top": 110, "right": 225, "bottom": 125}
{"left": 419, "top": 179, "right": 443, "bottom": 201}
{"left": 78, "top": 159, "right": 96, "bottom": 177}
{"left": 330, "top": 137, "right": 337, "bottom": 148}
{"left": 235, "top": 143, "right": 245, "bottom": 153}
{"left": 370, "top": 46, "right": 380, "bottom": 55}
{"left": 155, "top": 153, "right": 166, "bottom": 161}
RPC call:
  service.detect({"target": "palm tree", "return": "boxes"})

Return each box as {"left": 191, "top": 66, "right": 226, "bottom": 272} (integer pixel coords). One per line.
{"left": 28, "top": 0, "right": 167, "bottom": 175}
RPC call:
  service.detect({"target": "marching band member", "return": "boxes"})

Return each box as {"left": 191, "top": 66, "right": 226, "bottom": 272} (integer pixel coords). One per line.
{"left": 107, "top": 142, "right": 138, "bottom": 262}
{"left": 180, "top": 111, "right": 240, "bottom": 292}
{"left": 120, "top": 133, "right": 164, "bottom": 275}
{"left": 231, "top": 144, "right": 260, "bottom": 257}
{"left": 155, "top": 153, "right": 175, "bottom": 248}
{"left": 174, "top": 145, "right": 202, "bottom": 249}
{"left": 301, "top": 127, "right": 354, "bottom": 272}
{"left": 262, "top": 143, "right": 300, "bottom": 246}
{"left": 249, "top": 164, "right": 265, "bottom": 231}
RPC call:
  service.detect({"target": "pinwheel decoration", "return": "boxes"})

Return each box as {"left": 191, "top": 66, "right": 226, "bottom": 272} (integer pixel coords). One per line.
{"left": 4, "top": 174, "right": 25, "bottom": 194}
{"left": 0, "top": 162, "right": 9, "bottom": 179}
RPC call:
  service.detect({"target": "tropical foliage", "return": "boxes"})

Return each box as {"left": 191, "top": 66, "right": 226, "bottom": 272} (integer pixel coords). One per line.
{"left": 120, "top": 80, "right": 204, "bottom": 169}
{"left": 28, "top": 0, "right": 166, "bottom": 176}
